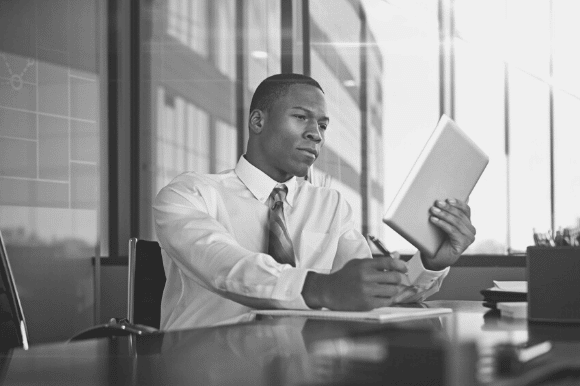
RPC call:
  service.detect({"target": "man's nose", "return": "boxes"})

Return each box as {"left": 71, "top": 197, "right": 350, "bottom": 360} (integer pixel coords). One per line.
{"left": 304, "top": 124, "right": 322, "bottom": 143}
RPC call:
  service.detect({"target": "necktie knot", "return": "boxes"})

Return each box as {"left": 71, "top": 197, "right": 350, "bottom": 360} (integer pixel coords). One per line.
{"left": 270, "top": 184, "right": 288, "bottom": 210}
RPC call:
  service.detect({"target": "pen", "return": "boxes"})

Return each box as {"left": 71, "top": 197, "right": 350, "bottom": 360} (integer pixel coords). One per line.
{"left": 368, "top": 235, "right": 391, "bottom": 257}
{"left": 517, "top": 341, "right": 552, "bottom": 363}
{"left": 496, "top": 341, "right": 552, "bottom": 375}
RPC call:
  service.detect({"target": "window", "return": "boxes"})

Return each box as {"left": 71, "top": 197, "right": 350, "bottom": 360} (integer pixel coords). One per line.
{"left": 453, "top": 0, "right": 509, "bottom": 254}
{"left": 372, "top": 0, "right": 580, "bottom": 255}
{"left": 139, "top": 0, "right": 387, "bottom": 241}
{"left": 364, "top": 0, "right": 441, "bottom": 252}
{"left": 0, "top": 0, "right": 105, "bottom": 342}
{"left": 453, "top": 0, "right": 579, "bottom": 254}
{"left": 247, "top": 0, "right": 281, "bottom": 91}
{"left": 553, "top": 0, "right": 580, "bottom": 233}
{"left": 140, "top": 0, "right": 238, "bottom": 239}
{"left": 310, "top": 0, "right": 364, "bottom": 230}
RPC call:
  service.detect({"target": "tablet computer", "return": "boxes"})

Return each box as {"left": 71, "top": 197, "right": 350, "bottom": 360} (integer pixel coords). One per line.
{"left": 383, "top": 115, "right": 489, "bottom": 257}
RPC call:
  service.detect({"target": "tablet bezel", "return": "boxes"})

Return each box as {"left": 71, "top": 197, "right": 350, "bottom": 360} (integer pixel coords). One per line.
{"left": 383, "top": 115, "right": 489, "bottom": 257}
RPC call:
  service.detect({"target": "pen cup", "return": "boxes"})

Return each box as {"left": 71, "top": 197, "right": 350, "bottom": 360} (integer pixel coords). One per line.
{"left": 527, "top": 246, "right": 580, "bottom": 323}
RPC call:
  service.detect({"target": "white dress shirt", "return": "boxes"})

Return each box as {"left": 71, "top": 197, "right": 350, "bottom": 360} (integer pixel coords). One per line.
{"left": 153, "top": 156, "right": 449, "bottom": 330}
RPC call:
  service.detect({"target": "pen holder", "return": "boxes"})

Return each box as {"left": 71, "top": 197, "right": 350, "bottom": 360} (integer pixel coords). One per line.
{"left": 526, "top": 246, "right": 580, "bottom": 323}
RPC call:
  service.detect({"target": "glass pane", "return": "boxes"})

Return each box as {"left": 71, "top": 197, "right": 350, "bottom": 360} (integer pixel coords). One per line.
{"left": 0, "top": 0, "right": 103, "bottom": 342}
{"left": 553, "top": 1, "right": 580, "bottom": 231}
{"left": 167, "top": 0, "right": 209, "bottom": 57}
{"left": 364, "top": 0, "right": 440, "bottom": 252}
{"left": 245, "top": 0, "right": 281, "bottom": 154}
{"left": 453, "top": 2, "right": 509, "bottom": 254}
{"left": 554, "top": 91, "right": 580, "bottom": 230}
{"left": 310, "top": 0, "right": 363, "bottom": 230}
{"left": 505, "top": 0, "right": 550, "bottom": 79}
{"left": 214, "top": 0, "right": 236, "bottom": 79}
{"left": 508, "top": 70, "right": 551, "bottom": 252}
{"left": 247, "top": 0, "right": 281, "bottom": 92}
{"left": 455, "top": 0, "right": 554, "bottom": 254}
{"left": 455, "top": 0, "right": 506, "bottom": 46}
{"left": 366, "top": 32, "right": 385, "bottom": 238}
{"left": 553, "top": 0, "right": 580, "bottom": 97}
{"left": 140, "top": 0, "right": 238, "bottom": 239}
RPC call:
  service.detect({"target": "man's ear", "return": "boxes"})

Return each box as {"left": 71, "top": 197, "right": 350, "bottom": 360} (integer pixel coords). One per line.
{"left": 249, "top": 109, "right": 265, "bottom": 134}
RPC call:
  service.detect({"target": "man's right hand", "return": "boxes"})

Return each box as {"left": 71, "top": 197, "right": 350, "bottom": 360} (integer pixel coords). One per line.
{"left": 301, "top": 256, "right": 408, "bottom": 311}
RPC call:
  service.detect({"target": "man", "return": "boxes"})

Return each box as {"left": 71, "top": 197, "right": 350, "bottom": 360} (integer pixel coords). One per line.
{"left": 154, "top": 73, "right": 476, "bottom": 330}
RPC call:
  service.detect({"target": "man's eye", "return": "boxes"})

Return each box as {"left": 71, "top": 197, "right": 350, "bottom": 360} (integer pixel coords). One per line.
{"left": 294, "top": 115, "right": 307, "bottom": 121}
{"left": 319, "top": 124, "right": 327, "bottom": 130}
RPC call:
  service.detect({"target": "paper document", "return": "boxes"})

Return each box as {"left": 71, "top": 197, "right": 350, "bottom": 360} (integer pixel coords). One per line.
{"left": 493, "top": 281, "right": 527, "bottom": 293}
{"left": 251, "top": 307, "right": 452, "bottom": 323}
{"left": 497, "top": 302, "right": 527, "bottom": 319}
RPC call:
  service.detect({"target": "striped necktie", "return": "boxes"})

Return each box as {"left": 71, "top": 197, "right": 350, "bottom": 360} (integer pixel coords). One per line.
{"left": 268, "top": 184, "right": 296, "bottom": 267}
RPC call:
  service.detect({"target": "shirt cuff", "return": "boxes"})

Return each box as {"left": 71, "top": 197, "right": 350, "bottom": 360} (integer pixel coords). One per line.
{"left": 405, "top": 251, "right": 449, "bottom": 288}
{"left": 270, "top": 265, "right": 311, "bottom": 309}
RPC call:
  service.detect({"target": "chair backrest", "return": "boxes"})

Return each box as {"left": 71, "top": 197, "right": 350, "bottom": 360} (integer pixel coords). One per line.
{"left": 0, "top": 231, "right": 29, "bottom": 350}
{"left": 127, "top": 238, "right": 166, "bottom": 329}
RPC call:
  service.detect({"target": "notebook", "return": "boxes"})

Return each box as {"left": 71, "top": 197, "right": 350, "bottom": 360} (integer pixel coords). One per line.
{"left": 383, "top": 115, "right": 489, "bottom": 257}
{"left": 251, "top": 306, "right": 452, "bottom": 323}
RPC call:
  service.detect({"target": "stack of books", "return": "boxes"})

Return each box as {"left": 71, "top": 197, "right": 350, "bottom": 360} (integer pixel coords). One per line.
{"left": 481, "top": 281, "right": 527, "bottom": 309}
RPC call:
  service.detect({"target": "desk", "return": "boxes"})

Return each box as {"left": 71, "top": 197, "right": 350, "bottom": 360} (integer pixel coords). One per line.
{"left": 1, "top": 301, "right": 579, "bottom": 385}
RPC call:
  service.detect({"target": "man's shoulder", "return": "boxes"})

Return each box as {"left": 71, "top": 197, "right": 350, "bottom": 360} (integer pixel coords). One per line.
{"left": 175, "top": 169, "right": 234, "bottom": 182}
{"left": 159, "top": 169, "right": 236, "bottom": 193}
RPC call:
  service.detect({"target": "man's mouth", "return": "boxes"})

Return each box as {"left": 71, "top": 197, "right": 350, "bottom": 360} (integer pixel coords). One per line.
{"left": 298, "top": 148, "right": 318, "bottom": 158}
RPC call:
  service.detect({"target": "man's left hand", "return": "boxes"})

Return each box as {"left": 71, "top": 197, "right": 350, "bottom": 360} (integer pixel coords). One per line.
{"left": 422, "top": 198, "right": 476, "bottom": 271}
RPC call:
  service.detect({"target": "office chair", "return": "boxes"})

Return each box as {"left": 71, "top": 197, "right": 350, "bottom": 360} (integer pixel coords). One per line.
{"left": 70, "top": 238, "right": 165, "bottom": 341}
{"left": 0, "top": 231, "right": 29, "bottom": 350}
{"left": 127, "top": 238, "right": 166, "bottom": 329}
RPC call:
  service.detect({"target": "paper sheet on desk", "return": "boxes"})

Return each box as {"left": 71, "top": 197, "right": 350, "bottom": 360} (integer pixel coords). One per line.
{"left": 493, "top": 281, "right": 527, "bottom": 293}
{"left": 251, "top": 307, "right": 452, "bottom": 323}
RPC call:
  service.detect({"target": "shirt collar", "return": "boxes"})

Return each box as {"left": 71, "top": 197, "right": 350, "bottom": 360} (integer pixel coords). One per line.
{"left": 235, "top": 155, "right": 296, "bottom": 207}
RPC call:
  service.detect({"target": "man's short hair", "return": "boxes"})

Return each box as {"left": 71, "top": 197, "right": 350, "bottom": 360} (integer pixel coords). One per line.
{"left": 249, "top": 73, "right": 324, "bottom": 113}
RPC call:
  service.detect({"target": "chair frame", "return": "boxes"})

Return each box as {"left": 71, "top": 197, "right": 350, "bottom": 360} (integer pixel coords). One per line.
{"left": 127, "top": 237, "right": 137, "bottom": 323}
{"left": 0, "top": 231, "right": 29, "bottom": 350}
{"left": 70, "top": 238, "right": 158, "bottom": 341}
{"left": 127, "top": 238, "right": 165, "bottom": 329}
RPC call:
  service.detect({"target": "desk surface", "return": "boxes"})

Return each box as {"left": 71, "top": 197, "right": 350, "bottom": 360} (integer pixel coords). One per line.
{"left": 1, "top": 301, "right": 579, "bottom": 386}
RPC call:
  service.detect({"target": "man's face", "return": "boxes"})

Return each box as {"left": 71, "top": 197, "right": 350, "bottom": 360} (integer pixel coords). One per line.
{"left": 255, "top": 84, "right": 329, "bottom": 182}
